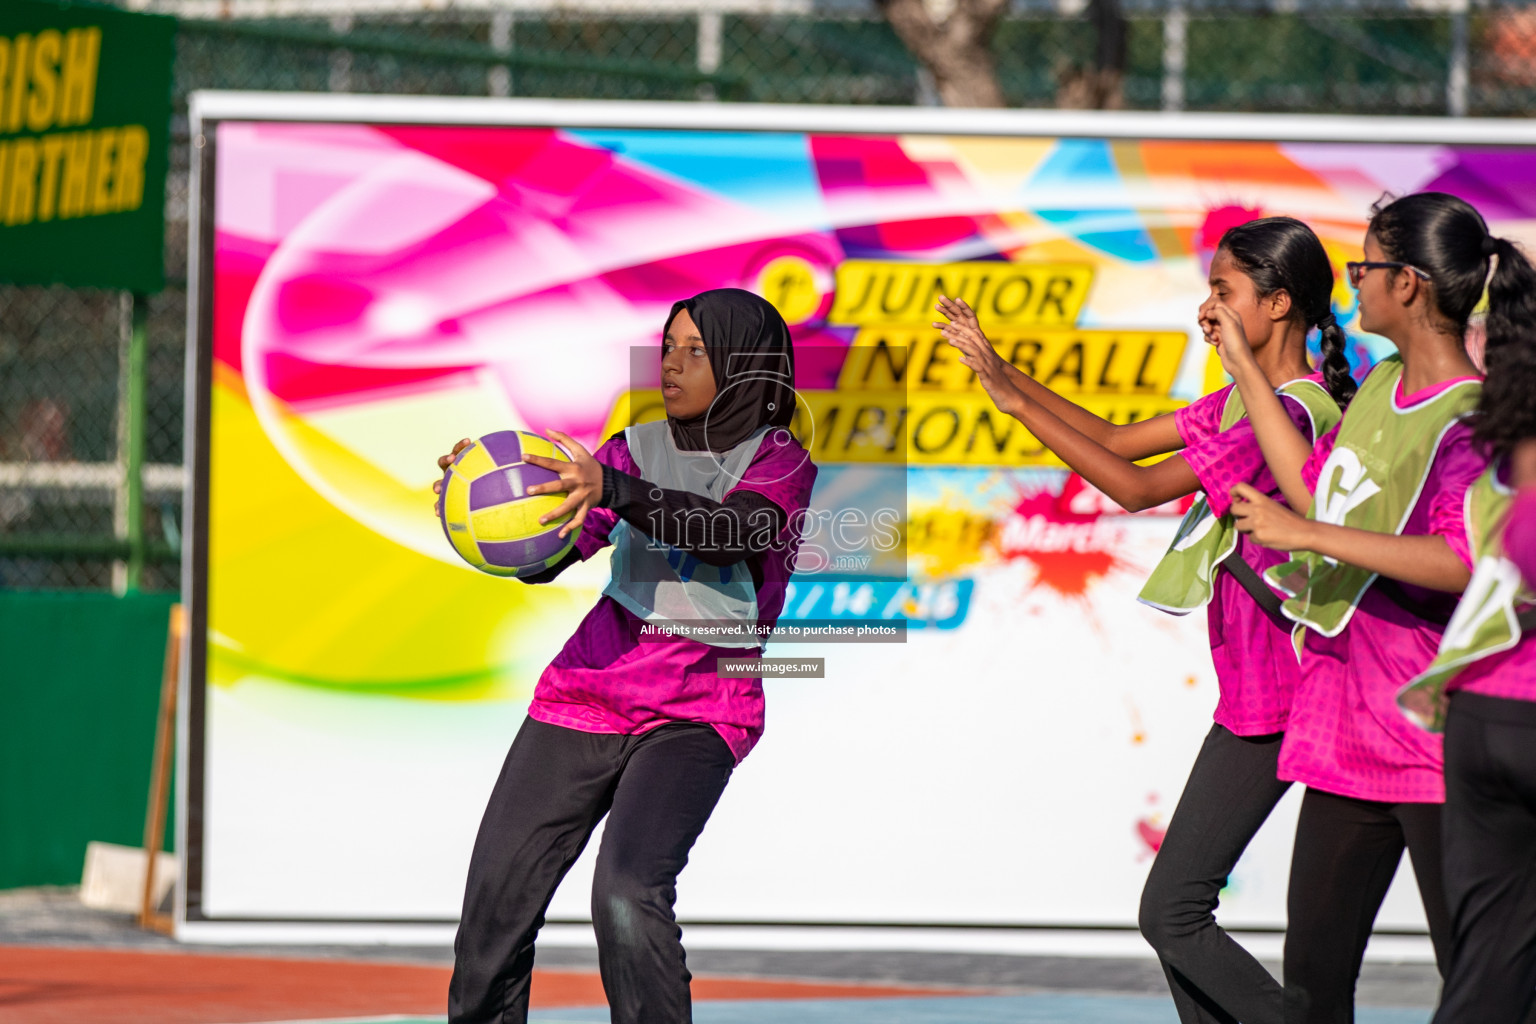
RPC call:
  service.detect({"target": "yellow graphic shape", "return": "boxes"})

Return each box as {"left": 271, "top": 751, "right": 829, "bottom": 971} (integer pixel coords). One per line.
{"left": 1202, "top": 346, "right": 1231, "bottom": 395}
{"left": 1320, "top": 237, "right": 1364, "bottom": 318}
{"left": 302, "top": 371, "right": 521, "bottom": 491}
{"left": 209, "top": 378, "right": 592, "bottom": 700}
{"left": 1107, "top": 141, "right": 1189, "bottom": 263}
{"left": 920, "top": 136, "right": 1057, "bottom": 194}
{"left": 989, "top": 209, "right": 1126, "bottom": 264}
{"left": 756, "top": 255, "right": 824, "bottom": 325}
{"left": 907, "top": 500, "right": 996, "bottom": 579}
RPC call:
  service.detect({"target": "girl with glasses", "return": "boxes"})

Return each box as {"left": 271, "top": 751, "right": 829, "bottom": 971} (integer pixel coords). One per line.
{"left": 941, "top": 216, "right": 1349, "bottom": 1024}
{"left": 1394, "top": 232, "right": 1536, "bottom": 1024}
{"left": 1205, "top": 192, "right": 1508, "bottom": 1023}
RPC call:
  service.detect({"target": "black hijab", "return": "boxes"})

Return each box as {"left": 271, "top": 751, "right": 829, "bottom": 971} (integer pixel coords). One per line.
{"left": 663, "top": 288, "right": 796, "bottom": 454}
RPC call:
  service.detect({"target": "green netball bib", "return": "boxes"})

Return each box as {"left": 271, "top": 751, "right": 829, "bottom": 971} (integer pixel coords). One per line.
{"left": 1265, "top": 356, "right": 1481, "bottom": 653}
{"left": 1139, "top": 378, "right": 1340, "bottom": 615}
{"left": 1397, "top": 462, "right": 1534, "bottom": 731}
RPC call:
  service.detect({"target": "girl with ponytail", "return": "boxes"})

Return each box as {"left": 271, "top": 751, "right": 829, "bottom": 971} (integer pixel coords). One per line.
{"left": 1394, "top": 226, "right": 1536, "bottom": 1024}
{"left": 941, "top": 215, "right": 1347, "bottom": 1024}
{"left": 1206, "top": 192, "right": 1495, "bottom": 1023}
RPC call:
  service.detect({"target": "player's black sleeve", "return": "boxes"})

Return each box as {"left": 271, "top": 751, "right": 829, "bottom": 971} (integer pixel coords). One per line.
{"left": 599, "top": 465, "right": 787, "bottom": 567}
{"left": 516, "top": 546, "right": 581, "bottom": 585}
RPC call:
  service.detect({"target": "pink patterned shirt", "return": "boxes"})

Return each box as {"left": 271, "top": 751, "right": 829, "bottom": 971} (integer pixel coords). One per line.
{"left": 1278, "top": 375, "right": 1483, "bottom": 803}
{"left": 1450, "top": 484, "right": 1536, "bottom": 704}
{"left": 1506, "top": 488, "right": 1536, "bottom": 588}
{"left": 528, "top": 431, "right": 818, "bottom": 762}
{"left": 1173, "top": 376, "right": 1325, "bottom": 736}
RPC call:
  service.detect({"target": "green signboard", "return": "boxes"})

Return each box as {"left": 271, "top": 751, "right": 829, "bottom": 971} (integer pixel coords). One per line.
{"left": 0, "top": 0, "right": 174, "bottom": 293}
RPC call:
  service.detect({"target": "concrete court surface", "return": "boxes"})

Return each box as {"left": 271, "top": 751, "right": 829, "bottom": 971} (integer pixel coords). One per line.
{"left": 0, "top": 887, "right": 1442, "bottom": 1024}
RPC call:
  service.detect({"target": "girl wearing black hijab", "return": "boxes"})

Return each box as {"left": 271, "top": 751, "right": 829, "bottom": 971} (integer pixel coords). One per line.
{"left": 435, "top": 288, "right": 818, "bottom": 1024}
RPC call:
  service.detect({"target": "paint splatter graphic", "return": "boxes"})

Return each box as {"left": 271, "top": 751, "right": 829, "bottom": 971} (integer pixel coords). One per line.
{"left": 1126, "top": 698, "right": 1148, "bottom": 745}
{"left": 907, "top": 497, "right": 997, "bottom": 580}
{"left": 1137, "top": 791, "right": 1168, "bottom": 856}
{"left": 1137, "top": 819, "right": 1169, "bottom": 854}
{"left": 993, "top": 475, "right": 1140, "bottom": 599}
{"left": 1196, "top": 204, "right": 1265, "bottom": 274}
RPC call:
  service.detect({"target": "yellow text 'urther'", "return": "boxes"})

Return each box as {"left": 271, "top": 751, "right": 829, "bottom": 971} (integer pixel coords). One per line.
{"left": 0, "top": 27, "right": 151, "bottom": 227}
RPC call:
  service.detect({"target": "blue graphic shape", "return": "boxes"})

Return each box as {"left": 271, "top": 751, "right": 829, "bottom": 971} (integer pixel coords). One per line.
{"left": 1026, "top": 139, "right": 1157, "bottom": 263}
{"left": 567, "top": 130, "right": 824, "bottom": 219}
{"left": 779, "top": 579, "right": 974, "bottom": 630}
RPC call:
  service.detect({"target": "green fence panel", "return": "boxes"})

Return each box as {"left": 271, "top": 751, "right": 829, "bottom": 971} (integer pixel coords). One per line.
{"left": 0, "top": 590, "right": 177, "bottom": 889}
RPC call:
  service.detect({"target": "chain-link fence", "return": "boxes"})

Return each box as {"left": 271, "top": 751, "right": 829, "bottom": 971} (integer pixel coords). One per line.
{"left": 4, "top": 0, "right": 1535, "bottom": 590}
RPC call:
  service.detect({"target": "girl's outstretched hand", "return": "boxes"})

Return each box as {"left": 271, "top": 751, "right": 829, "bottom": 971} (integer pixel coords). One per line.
{"left": 432, "top": 438, "right": 473, "bottom": 518}
{"left": 935, "top": 296, "right": 1024, "bottom": 416}
{"left": 1230, "top": 482, "right": 1312, "bottom": 551}
{"left": 935, "top": 295, "right": 984, "bottom": 341}
{"left": 524, "top": 430, "right": 603, "bottom": 539}
{"left": 1200, "top": 301, "right": 1258, "bottom": 375}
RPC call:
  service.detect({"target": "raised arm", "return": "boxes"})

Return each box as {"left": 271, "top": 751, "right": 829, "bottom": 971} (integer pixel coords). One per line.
{"left": 1205, "top": 304, "right": 1316, "bottom": 512}
{"left": 936, "top": 297, "right": 1184, "bottom": 462}
{"left": 943, "top": 313, "right": 1199, "bottom": 513}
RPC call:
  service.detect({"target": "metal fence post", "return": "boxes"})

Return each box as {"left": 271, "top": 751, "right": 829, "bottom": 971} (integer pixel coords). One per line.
{"left": 114, "top": 292, "right": 149, "bottom": 594}
{"left": 1162, "top": 0, "right": 1188, "bottom": 112}
{"left": 330, "top": 14, "right": 354, "bottom": 93}
{"left": 698, "top": 10, "right": 723, "bottom": 101}
{"left": 489, "top": 10, "right": 514, "bottom": 97}
{"left": 1448, "top": 0, "right": 1470, "bottom": 117}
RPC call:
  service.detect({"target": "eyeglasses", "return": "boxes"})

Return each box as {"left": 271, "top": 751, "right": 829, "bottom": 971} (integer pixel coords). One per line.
{"left": 1346, "top": 261, "right": 1432, "bottom": 287}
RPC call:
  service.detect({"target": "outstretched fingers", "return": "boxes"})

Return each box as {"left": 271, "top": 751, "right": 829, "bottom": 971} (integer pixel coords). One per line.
{"left": 545, "top": 429, "right": 592, "bottom": 464}
{"left": 939, "top": 323, "right": 983, "bottom": 356}
{"left": 522, "top": 453, "right": 572, "bottom": 497}
{"left": 935, "top": 294, "right": 980, "bottom": 330}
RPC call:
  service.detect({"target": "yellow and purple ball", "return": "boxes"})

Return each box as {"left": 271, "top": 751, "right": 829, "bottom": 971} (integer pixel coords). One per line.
{"left": 438, "top": 430, "right": 581, "bottom": 577}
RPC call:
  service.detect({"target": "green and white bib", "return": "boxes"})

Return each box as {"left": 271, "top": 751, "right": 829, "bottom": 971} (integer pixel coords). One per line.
{"left": 1265, "top": 356, "right": 1482, "bottom": 649}
{"left": 1139, "top": 377, "right": 1341, "bottom": 615}
{"left": 1397, "top": 461, "right": 1534, "bottom": 731}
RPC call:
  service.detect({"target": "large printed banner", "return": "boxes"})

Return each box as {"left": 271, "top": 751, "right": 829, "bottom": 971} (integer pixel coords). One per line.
{"left": 186, "top": 97, "right": 1536, "bottom": 932}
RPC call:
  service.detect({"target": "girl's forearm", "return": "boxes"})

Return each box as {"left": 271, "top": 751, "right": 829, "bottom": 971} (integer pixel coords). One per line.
{"left": 1002, "top": 397, "right": 1198, "bottom": 513}
{"left": 1000, "top": 363, "right": 1116, "bottom": 442}
{"left": 999, "top": 363, "right": 1183, "bottom": 461}
{"left": 1227, "top": 357, "right": 1315, "bottom": 512}
{"left": 1295, "top": 522, "right": 1471, "bottom": 593}
{"left": 601, "top": 466, "right": 784, "bottom": 566}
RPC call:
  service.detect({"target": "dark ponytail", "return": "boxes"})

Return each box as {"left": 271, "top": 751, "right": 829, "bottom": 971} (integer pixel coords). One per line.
{"left": 1474, "top": 235, "right": 1536, "bottom": 462}
{"left": 1370, "top": 192, "right": 1536, "bottom": 462}
{"left": 1219, "top": 216, "right": 1357, "bottom": 407}
{"left": 1317, "top": 319, "right": 1357, "bottom": 408}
